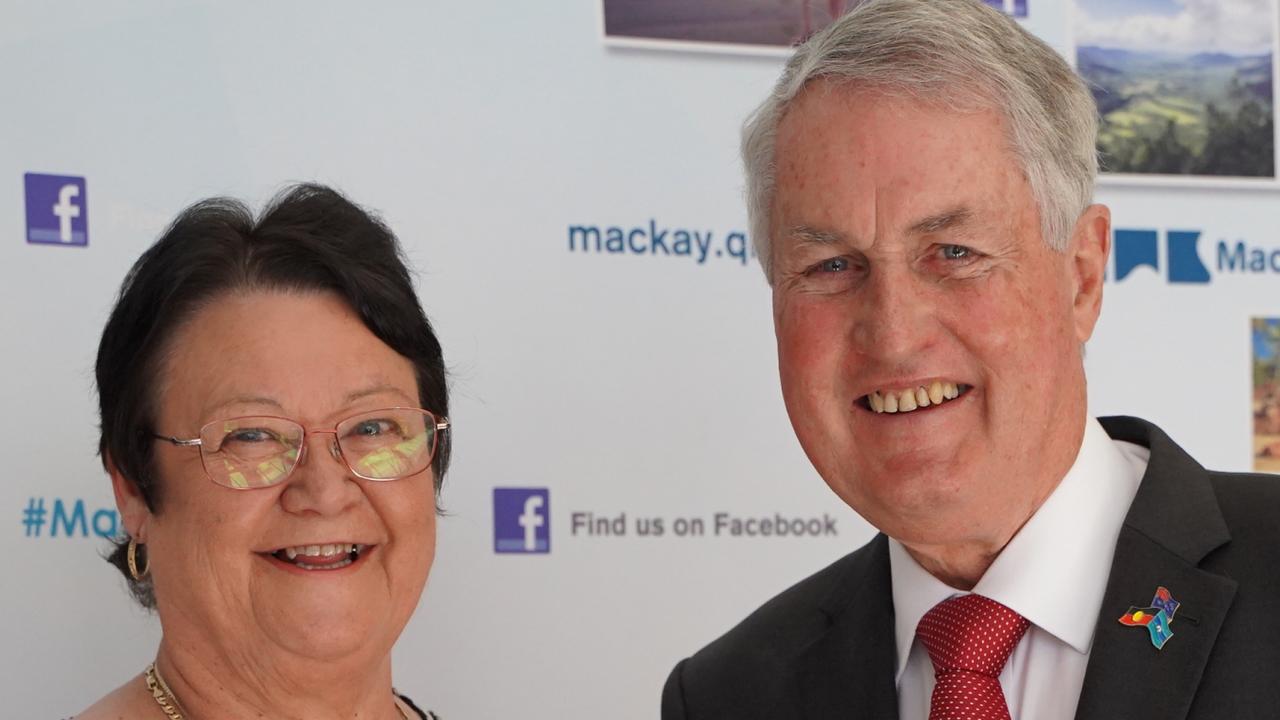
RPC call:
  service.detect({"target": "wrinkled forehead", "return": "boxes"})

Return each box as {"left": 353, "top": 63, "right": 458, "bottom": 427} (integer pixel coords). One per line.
{"left": 776, "top": 78, "right": 1020, "bottom": 176}
{"left": 771, "top": 81, "right": 1033, "bottom": 244}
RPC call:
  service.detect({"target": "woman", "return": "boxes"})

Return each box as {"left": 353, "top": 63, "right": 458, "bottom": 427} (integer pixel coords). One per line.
{"left": 78, "top": 184, "right": 447, "bottom": 719}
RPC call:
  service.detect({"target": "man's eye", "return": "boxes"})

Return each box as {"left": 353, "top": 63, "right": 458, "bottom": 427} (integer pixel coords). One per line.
{"left": 940, "top": 245, "right": 972, "bottom": 260}
{"left": 813, "top": 257, "right": 850, "bottom": 273}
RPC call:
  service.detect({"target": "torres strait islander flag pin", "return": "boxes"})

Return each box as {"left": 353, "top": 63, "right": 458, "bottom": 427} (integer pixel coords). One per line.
{"left": 1119, "top": 586, "right": 1181, "bottom": 649}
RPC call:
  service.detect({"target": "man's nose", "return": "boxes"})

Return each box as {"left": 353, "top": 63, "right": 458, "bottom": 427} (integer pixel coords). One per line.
{"left": 849, "top": 267, "right": 936, "bottom": 361}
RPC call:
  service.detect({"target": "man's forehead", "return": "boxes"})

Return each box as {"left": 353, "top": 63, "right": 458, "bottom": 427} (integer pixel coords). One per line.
{"left": 772, "top": 87, "right": 1028, "bottom": 244}
{"left": 776, "top": 80, "right": 1013, "bottom": 167}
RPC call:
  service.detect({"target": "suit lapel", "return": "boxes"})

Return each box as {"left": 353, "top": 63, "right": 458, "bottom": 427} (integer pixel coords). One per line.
{"left": 794, "top": 534, "right": 900, "bottom": 720}
{"left": 1075, "top": 417, "right": 1239, "bottom": 720}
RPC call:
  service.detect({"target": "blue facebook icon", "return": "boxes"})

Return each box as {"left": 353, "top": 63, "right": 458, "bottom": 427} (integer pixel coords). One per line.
{"left": 494, "top": 488, "right": 550, "bottom": 554}
{"left": 25, "top": 173, "right": 88, "bottom": 246}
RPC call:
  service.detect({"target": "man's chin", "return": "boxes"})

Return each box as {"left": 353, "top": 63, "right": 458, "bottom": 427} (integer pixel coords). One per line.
{"left": 831, "top": 464, "right": 977, "bottom": 531}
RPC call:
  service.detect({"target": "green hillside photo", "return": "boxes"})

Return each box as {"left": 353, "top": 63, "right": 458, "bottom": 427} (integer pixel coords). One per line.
{"left": 1076, "top": 0, "right": 1277, "bottom": 179}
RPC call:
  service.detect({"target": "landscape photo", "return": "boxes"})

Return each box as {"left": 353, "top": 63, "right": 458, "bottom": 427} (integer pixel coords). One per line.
{"left": 1076, "top": 0, "right": 1277, "bottom": 180}
{"left": 602, "top": 0, "right": 1023, "bottom": 51}
{"left": 1253, "top": 318, "right": 1280, "bottom": 473}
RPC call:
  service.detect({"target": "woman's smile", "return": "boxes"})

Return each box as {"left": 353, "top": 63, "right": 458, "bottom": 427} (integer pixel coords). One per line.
{"left": 262, "top": 543, "right": 376, "bottom": 572}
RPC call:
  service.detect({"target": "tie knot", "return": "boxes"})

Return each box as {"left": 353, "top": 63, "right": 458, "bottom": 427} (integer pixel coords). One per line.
{"left": 916, "top": 594, "right": 1030, "bottom": 678}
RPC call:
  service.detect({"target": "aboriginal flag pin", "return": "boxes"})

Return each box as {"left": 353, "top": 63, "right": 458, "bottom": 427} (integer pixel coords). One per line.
{"left": 1118, "top": 586, "right": 1181, "bottom": 650}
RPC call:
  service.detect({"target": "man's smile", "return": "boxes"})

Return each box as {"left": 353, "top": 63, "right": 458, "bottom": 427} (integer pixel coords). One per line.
{"left": 861, "top": 381, "right": 972, "bottom": 414}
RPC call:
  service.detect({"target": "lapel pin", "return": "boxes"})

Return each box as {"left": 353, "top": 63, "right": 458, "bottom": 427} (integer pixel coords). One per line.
{"left": 1118, "top": 586, "right": 1180, "bottom": 650}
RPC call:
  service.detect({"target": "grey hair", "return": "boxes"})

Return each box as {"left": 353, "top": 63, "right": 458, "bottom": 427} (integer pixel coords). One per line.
{"left": 743, "top": 0, "right": 1099, "bottom": 281}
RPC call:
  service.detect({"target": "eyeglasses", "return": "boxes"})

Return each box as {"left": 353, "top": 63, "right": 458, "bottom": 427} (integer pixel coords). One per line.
{"left": 153, "top": 407, "right": 450, "bottom": 489}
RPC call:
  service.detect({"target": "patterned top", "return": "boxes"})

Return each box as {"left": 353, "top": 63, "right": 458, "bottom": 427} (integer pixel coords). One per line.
{"left": 399, "top": 693, "right": 440, "bottom": 719}
{"left": 67, "top": 694, "right": 438, "bottom": 719}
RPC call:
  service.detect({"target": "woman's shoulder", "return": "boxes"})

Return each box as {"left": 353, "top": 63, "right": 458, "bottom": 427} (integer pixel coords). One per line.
{"left": 70, "top": 673, "right": 151, "bottom": 719}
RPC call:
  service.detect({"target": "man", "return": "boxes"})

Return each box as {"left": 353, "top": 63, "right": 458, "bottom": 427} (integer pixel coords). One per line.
{"left": 662, "top": 0, "right": 1280, "bottom": 718}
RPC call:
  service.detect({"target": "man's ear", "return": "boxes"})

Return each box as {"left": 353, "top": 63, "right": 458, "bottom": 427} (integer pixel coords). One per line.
{"left": 1070, "top": 203, "right": 1110, "bottom": 344}
{"left": 107, "top": 452, "right": 152, "bottom": 541}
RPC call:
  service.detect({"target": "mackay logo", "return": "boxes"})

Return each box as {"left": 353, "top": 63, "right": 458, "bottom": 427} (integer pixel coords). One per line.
{"left": 1112, "top": 228, "right": 1210, "bottom": 284}
{"left": 1110, "top": 227, "right": 1280, "bottom": 285}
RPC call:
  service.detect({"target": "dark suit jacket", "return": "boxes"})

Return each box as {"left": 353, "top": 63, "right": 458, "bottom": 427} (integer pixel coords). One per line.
{"left": 662, "top": 416, "right": 1280, "bottom": 719}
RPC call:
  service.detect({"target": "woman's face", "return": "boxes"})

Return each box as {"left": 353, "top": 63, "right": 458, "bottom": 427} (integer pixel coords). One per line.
{"left": 127, "top": 290, "right": 436, "bottom": 666}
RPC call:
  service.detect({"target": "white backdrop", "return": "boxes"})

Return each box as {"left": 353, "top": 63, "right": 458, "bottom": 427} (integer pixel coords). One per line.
{"left": 2, "top": 2, "right": 1279, "bottom": 718}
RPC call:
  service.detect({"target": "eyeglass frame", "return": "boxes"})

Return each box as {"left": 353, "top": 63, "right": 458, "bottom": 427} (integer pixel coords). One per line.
{"left": 152, "top": 407, "right": 451, "bottom": 489}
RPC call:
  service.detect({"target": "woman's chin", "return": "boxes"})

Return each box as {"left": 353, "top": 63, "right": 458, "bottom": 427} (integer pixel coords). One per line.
{"left": 249, "top": 571, "right": 398, "bottom": 662}
{"left": 261, "top": 610, "right": 388, "bottom": 663}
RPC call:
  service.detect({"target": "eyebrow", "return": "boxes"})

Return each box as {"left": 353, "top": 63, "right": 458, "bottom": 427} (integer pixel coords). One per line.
{"left": 208, "top": 395, "right": 284, "bottom": 415}
{"left": 787, "top": 225, "right": 847, "bottom": 246}
{"left": 785, "top": 208, "right": 972, "bottom": 247}
{"left": 908, "top": 207, "right": 972, "bottom": 236}
{"left": 206, "top": 385, "right": 414, "bottom": 417}
{"left": 343, "top": 384, "right": 416, "bottom": 405}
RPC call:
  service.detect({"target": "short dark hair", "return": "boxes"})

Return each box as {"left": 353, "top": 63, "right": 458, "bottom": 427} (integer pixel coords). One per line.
{"left": 97, "top": 183, "right": 449, "bottom": 607}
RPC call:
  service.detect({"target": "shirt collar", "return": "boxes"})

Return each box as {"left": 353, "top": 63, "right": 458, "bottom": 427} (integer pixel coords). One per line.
{"left": 889, "top": 417, "right": 1147, "bottom": 681}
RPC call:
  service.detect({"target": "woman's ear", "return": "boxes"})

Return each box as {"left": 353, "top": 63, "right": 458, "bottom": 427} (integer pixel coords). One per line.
{"left": 106, "top": 452, "right": 152, "bottom": 540}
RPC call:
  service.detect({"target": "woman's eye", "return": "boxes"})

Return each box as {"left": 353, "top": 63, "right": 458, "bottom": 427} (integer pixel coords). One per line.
{"left": 227, "top": 428, "right": 273, "bottom": 443}
{"left": 350, "top": 419, "right": 395, "bottom": 437}
{"left": 940, "top": 244, "right": 972, "bottom": 260}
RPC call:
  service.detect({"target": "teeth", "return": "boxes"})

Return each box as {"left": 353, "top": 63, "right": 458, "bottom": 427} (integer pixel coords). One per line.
{"left": 899, "top": 390, "right": 917, "bottom": 412}
{"left": 869, "top": 391, "right": 884, "bottom": 413}
{"left": 914, "top": 386, "right": 930, "bottom": 408}
{"left": 281, "top": 543, "right": 358, "bottom": 560}
{"left": 865, "top": 383, "right": 966, "bottom": 415}
{"left": 928, "top": 381, "right": 944, "bottom": 405}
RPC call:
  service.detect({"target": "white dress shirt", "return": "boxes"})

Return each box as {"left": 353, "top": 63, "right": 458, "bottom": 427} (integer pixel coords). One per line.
{"left": 891, "top": 417, "right": 1151, "bottom": 720}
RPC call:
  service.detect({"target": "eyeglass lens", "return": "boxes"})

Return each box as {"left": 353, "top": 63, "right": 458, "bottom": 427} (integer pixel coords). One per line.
{"left": 198, "top": 409, "right": 437, "bottom": 488}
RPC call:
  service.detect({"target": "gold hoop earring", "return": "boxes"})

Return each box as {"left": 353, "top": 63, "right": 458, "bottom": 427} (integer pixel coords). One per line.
{"left": 127, "top": 537, "right": 150, "bottom": 580}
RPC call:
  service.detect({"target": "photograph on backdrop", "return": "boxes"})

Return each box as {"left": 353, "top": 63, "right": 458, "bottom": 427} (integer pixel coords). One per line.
{"left": 1252, "top": 316, "right": 1280, "bottom": 472}
{"left": 1075, "top": 0, "right": 1278, "bottom": 181}
{"left": 601, "top": 0, "right": 1026, "bottom": 51}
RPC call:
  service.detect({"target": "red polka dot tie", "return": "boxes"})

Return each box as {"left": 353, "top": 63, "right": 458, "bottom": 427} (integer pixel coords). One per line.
{"left": 915, "top": 594, "right": 1030, "bottom": 720}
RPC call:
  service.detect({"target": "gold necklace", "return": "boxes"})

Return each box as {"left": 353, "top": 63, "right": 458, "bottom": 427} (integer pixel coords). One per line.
{"left": 144, "top": 663, "right": 186, "bottom": 719}
{"left": 143, "top": 663, "right": 412, "bottom": 719}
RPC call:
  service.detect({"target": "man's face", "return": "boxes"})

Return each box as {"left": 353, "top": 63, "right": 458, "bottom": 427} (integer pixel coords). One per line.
{"left": 770, "top": 82, "right": 1106, "bottom": 552}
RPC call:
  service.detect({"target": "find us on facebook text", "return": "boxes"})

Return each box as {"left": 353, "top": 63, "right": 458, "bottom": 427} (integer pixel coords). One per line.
{"left": 570, "top": 511, "right": 839, "bottom": 538}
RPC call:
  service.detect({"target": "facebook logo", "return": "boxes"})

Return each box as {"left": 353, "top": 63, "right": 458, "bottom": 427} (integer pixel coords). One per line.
{"left": 493, "top": 487, "right": 550, "bottom": 554}
{"left": 25, "top": 173, "right": 88, "bottom": 246}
